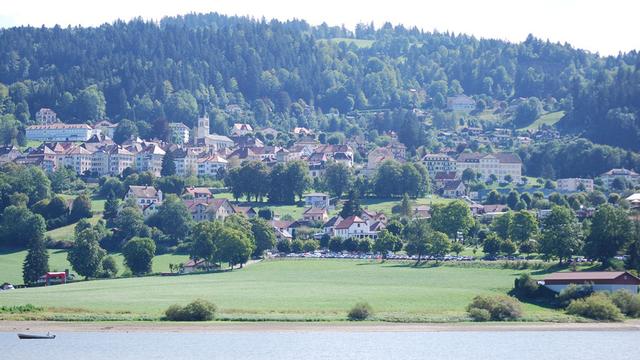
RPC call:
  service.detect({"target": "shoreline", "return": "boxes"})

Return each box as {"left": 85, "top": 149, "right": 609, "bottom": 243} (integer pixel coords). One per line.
{"left": 1, "top": 320, "right": 640, "bottom": 333}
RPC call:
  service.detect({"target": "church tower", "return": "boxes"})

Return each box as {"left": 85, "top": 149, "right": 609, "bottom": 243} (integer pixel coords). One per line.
{"left": 195, "top": 114, "right": 210, "bottom": 140}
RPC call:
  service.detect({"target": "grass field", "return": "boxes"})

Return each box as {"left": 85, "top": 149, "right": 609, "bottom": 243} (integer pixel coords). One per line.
{"left": 0, "top": 259, "right": 571, "bottom": 322}
{"left": 0, "top": 249, "right": 189, "bottom": 284}
{"left": 519, "top": 111, "right": 565, "bottom": 131}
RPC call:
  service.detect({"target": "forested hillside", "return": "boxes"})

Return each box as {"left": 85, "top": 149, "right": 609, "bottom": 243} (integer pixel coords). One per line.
{"left": 0, "top": 12, "right": 639, "bottom": 150}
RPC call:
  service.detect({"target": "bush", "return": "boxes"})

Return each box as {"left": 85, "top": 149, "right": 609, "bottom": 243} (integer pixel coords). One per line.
{"left": 348, "top": 302, "right": 373, "bottom": 321}
{"left": 165, "top": 299, "right": 217, "bottom": 321}
{"left": 566, "top": 293, "right": 623, "bottom": 321}
{"left": 556, "top": 284, "right": 594, "bottom": 306}
{"left": 610, "top": 290, "right": 640, "bottom": 318}
{"left": 302, "top": 240, "right": 319, "bottom": 252}
{"left": 468, "top": 307, "right": 491, "bottom": 322}
{"left": 290, "top": 239, "right": 304, "bottom": 253}
{"left": 466, "top": 295, "right": 523, "bottom": 321}
{"left": 513, "top": 274, "right": 539, "bottom": 298}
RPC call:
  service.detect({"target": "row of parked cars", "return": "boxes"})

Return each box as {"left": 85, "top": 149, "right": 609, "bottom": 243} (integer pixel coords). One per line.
{"left": 273, "top": 251, "right": 477, "bottom": 262}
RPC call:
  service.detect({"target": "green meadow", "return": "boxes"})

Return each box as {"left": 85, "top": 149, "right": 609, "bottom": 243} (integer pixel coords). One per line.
{"left": 0, "top": 259, "right": 571, "bottom": 322}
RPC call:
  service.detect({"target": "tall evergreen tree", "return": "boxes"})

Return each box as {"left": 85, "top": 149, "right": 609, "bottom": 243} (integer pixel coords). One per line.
{"left": 23, "top": 235, "right": 49, "bottom": 285}
{"left": 161, "top": 151, "right": 176, "bottom": 176}
{"left": 340, "top": 190, "right": 362, "bottom": 218}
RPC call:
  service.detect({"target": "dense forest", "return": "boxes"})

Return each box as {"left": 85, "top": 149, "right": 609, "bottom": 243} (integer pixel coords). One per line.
{"left": 0, "top": 12, "right": 639, "bottom": 152}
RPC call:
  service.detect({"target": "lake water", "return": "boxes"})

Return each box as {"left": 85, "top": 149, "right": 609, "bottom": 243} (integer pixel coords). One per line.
{"left": 0, "top": 330, "right": 637, "bottom": 360}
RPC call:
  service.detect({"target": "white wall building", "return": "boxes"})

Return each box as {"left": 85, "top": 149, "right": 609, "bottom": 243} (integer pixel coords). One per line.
{"left": 35, "top": 108, "right": 58, "bottom": 124}
{"left": 26, "top": 123, "right": 93, "bottom": 142}
{"left": 557, "top": 178, "right": 594, "bottom": 192}
{"left": 168, "top": 123, "right": 190, "bottom": 144}
{"left": 456, "top": 152, "right": 522, "bottom": 182}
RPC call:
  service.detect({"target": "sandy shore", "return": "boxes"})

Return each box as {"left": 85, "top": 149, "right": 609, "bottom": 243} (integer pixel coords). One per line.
{"left": 1, "top": 320, "right": 640, "bottom": 333}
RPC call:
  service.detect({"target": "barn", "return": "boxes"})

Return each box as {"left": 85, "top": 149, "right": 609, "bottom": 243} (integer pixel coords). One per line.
{"left": 541, "top": 271, "right": 640, "bottom": 293}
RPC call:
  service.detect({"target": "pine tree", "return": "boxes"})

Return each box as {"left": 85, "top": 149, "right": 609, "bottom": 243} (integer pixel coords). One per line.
{"left": 103, "top": 191, "right": 121, "bottom": 220}
{"left": 161, "top": 151, "right": 176, "bottom": 176}
{"left": 340, "top": 190, "right": 362, "bottom": 218}
{"left": 23, "top": 236, "right": 49, "bottom": 285}
{"left": 400, "top": 193, "right": 413, "bottom": 218}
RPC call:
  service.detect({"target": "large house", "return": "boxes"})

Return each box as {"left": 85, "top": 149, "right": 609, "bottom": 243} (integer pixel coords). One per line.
{"left": 35, "top": 108, "right": 58, "bottom": 124}
{"left": 168, "top": 123, "right": 190, "bottom": 144}
{"left": 134, "top": 143, "right": 165, "bottom": 176}
{"left": 447, "top": 95, "right": 476, "bottom": 112}
{"left": 557, "top": 178, "right": 594, "bottom": 192}
{"left": 599, "top": 168, "right": 640, "bottom": 188}
{"left": 541, "top": 271, "right": 640, "bottom": 294}
{"left": 422, "top": 153, "right": 457, "bottom": 176}
{"left": 332, "top": 215, "right": 381, "bottom": 240}
{"left": 231, "top": 123, "right": 254, "bottom": 136}
{"left": 304, "top": 193, "right": 331, "bottom": 209}
{"left": 184, "top": 198, "right": 235, "bottom": 222}
{"left": 125, "top": 185, "right": 163, "bottom": 210}
{"left": 456, "top": 152, "right": 522, "bottom": 183}
{"left": 26, "top": 123, "right": 94, "bottom": 142}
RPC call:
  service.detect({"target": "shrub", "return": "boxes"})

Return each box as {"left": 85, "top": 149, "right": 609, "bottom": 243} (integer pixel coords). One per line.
{"left": 556, "top": 284, "right": 594, "bottom": 306}
{"left": 566, "top": 293, "right": 623, "bottom": 321}
{"left": 348, "top": 302, "right": 373, "bottom": 321}
{"left": 165, "top": 299, "right": 217, "bottom": 321}
{"left": 513, "top": 274, "right": 539, "bottom": 298}
{"left": 466, "top": 295, "right": 523, "bottom": 321}
{"left": 98, "top": 256, "right": 119, "bottom": 278}
{"left": 302, "top": 240, "right": 319, "bottom": 252}
{"left": 468, "top": 307, "right": 491, "bottom": 322}
{"left": 610, "top": 290, "right": 640, "bottom": 318}
{"left": 290, "top": 239, "right": 304, "bottom": 253}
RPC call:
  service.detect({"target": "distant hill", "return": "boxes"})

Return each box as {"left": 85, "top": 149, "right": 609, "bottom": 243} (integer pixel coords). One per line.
{"left": 0, "top": 12, "right": 638, "bottom": 149}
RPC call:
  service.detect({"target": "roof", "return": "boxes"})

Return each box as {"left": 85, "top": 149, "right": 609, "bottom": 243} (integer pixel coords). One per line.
{"left": 435, "top": 171, "right": 457, "bottom": 180}
{"left": 128, "top": 185, "right": 160, "bottom": 198}
{"left": 304, "top": 192, "right": 329, "bottom": 198}
{"left": 27, "top": 123, "right": 92, "bottom": 130}
{"left": 444, "top": 180, "right": 464, "bottom": 190}
{"left": 184, "top": 187, "right": 212, "bottom": 196}
{"left": 456, "top": 152, "right": 521, "bottom": 164}
{"left": 323, "top": 216, "right": 342, "bottom": 228}
{"left": 543, "top": 271, "right": 640, "bottom": 282}
{"left": 303, "top": 207, "right": 327, "bottom": 215}
{"left": 335, "top": 216, "right": 366, "bottom": 230}
{"left": 601, "top": 168, "right": 640, "bottom": 177}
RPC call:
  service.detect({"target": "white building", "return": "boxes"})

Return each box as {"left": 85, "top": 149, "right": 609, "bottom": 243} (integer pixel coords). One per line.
{"left": 168, "top": 123, "right": 190, "bottom": 144}
{"left": 35, "top": 108, "right": 58, "bottom": 124}
{"left": 125, "top": 185, "right": 163, "bottom": 210}
{"left": 194, "top": 115, "right": 234, "bottom": 150}
{"left": 197, "top": 155, "right": 228, "bottom": 177}
{"left": 333, "top": 215, "right": 381, "bottom": 240}
{"left": 94, "top": 120, "right": 117, "bottom": 138}
{"left": 134, "top": 144, "right": 165, "bottom": 176}
{"left": 456, "top": 152, "right": 522, "bottom": 183}
{"left": 599, "top": 168, "right": 640, "bottom": 188}
{"left": 557, "top": 178, "right": 594, "bottom": 192}
{"left": 26, "top": 123, "right": 93, "bottom": 142}
{"left": 422, "top": 153, "right": 457, "bottom": 176}
{"left": 304, "top": 193, "right": 330, "bottom": 209}
{"left": 447, "top": 95, "right": 476, "bottom": 112}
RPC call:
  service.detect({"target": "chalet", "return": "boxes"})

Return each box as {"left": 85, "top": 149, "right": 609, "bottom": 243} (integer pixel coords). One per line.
{"left": 231, "top": 123, "right": 254, "bottom": 136}
{"left": 303, "top": 207, "right": 329, "bottom": 222}
{"left": 233, "top": 205, "right": 257, "bottom": 218}
{"left": 541, "top": 271, "right": 640, "bottom": 294}
{"left": 183, "top": 187, "right": 213, "bottom": 199}
{"left": 184, "top": 198, "right": 235, "bottom": 222}
{"left": 434, "top": 171, "right": 458, "bottom": 189}
{"left": 125, "top": 185, "right": 163, "bottom": 210}
{"left": 442, "top": 180, "right": 466, "bottom": 198}
{"left": 413, "top": 205, "right": 431, "bottom": 219}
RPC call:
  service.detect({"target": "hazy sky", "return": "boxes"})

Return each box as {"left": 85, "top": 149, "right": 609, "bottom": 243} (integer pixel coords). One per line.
{"left": 2, "top": 0, "right": 638, "bottom": 55}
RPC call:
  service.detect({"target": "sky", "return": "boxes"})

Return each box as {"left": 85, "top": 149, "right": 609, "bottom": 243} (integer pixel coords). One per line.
{"left": 1, "top": 0, "right": 638, "bottom": 55}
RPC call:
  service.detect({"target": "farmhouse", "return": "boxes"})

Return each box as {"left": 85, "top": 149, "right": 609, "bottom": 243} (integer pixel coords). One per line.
{"left": 541, "top": 271, "right": 640, "bottom": 293}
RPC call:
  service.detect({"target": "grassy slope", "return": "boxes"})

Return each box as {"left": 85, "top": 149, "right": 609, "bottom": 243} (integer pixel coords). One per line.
{"left": 0, "top": 259, "right": 567, "bottom": 321}
{"left": 519, "top": 111, "right": 565, "bottom": 131}
{"left": 0, "top": 249, "right": 188, "bottom": 284}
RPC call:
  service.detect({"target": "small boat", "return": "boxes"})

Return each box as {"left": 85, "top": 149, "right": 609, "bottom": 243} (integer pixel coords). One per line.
{"left": 17, "top": 332, "right": 56, "bottom": 340}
